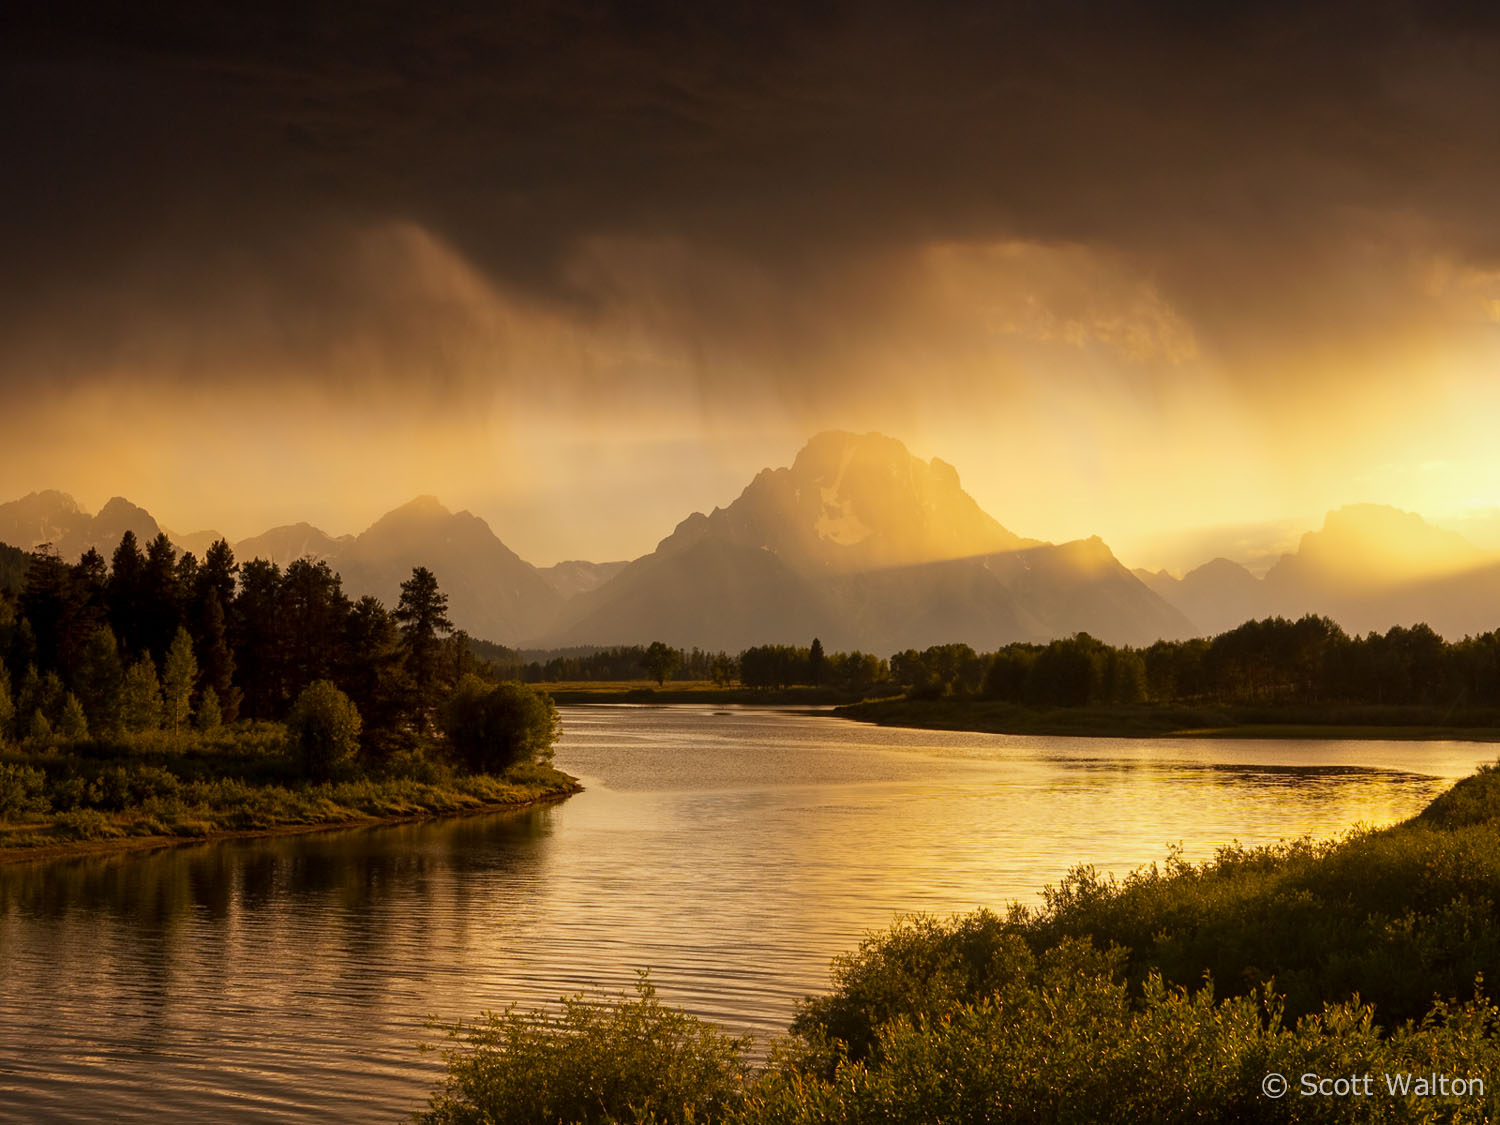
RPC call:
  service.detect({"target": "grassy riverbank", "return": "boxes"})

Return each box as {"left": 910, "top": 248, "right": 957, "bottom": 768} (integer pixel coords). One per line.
{"left": 0, "top": 723, "right": 579, "bottom": 863}
{"left": 417, "top": 762, "right": 1500, "bottom": 1123}
{"left": 543, "top": 681, "right": 853, "bottom": 705}
{"left": 836, "top": 696, "right": 1500, "bottom": 741}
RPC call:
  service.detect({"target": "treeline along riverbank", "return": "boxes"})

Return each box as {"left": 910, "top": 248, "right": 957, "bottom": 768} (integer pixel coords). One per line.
{"left": 0, "top": 533, "right": 574, "bottom": 857}
{"left": 835, "top": 617, "right": 1500, "bottom": 740}
{"left": 480, "top": 614, "right": 1500, "bottom": 738}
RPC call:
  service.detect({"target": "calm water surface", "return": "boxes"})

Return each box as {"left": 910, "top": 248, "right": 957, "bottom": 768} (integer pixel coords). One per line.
{"left": 1, "top": 705, "right": 1494, "bottom": 1121}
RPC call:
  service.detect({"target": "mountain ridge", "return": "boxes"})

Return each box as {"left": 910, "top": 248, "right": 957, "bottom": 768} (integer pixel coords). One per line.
{"left": 543, "top": 431, "right": 1191, "bottom": 650}
{"left": 1141, "top": 505, "right": 1500, "bottom": 638}
{"left": 10, "top": 449, "right": 1497, "bottom": 648}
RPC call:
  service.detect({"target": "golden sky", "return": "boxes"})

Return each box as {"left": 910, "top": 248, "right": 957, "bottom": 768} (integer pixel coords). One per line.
{"left": 4, "top": 4, "right": 1500, "bottom": 569}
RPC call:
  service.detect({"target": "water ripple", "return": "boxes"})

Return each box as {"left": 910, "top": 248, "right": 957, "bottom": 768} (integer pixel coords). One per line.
{"left": 0, "top": 705, "right": 1489, "bottom": 1121}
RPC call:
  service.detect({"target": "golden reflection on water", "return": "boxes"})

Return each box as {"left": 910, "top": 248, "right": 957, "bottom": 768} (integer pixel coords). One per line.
{"left": 0, "top": 705, "right": 1492, "bottom": 1122}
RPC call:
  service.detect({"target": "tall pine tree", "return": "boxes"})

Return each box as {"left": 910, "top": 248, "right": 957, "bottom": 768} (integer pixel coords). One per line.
{"left": 395, "top": 567, "right": 451, "bottom": 728}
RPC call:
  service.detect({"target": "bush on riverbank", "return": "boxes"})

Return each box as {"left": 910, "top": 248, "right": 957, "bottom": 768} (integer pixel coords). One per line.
{"left": 418, "top": 975, "right": 752, "bottom": 1125}
{"left": 417, "top": 761, "right": 1500, "bottom": 1123}
{"left": 749, "top": 974, "right": 1500, "bottom": 1123}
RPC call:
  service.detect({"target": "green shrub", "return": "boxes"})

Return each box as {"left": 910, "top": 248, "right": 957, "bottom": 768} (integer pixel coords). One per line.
{"left": 441, "top": 676, "right": 558, "bottom": 773}
{"left": 790, "top": 909, "right": 1037, "bottom": 1066}
{"left": 0, "top": 762, "right": 48, "bottom": 822}
{"left": 195, "top": 688, "right": 223, "bottom": 733}
{"left": 48, "top": 772, "right": 102, "bottom": 812}
{"left": 747, "top": 971, "right": 1500, "bottom": 1124}
{"left": 1417, "top": 763, "right": 1500, "bottom": 829}
{"left": 91, "top": 764, "right": 182, "bottom": 812}
{"left": 417, "top": 975, "right": 751, "bottom": 1125}
{"left": 286, "top": 680, "right": 362, "bottom": 781}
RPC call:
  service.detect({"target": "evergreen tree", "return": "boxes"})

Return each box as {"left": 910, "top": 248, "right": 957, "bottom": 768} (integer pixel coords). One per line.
{"left": 233, "top": 558, "right": 284, "bottom": 718}
{"left": 108, "top": 530, "right": 147, "bottom": 656}
{"left": 141, "top": 533, "right": 181, "bottom": 663}
{"left": 162, "top": 627, "right": 198, "bottom": 733}
{"left": 43, "top": 670, "right": 64, "bottom": 712}
{"left": 74, "top": 625, "right": 125, "bottom": 733}
{"left": 121, "top": 656, "right": 164, "bottom": 732}
{"left": 395, "top": 567, "right": 452, "bottom": 721}
{"left": 340, "top": 595, "right": 412, "bottom": 761}
{"left": 279, "top": 559, "right": 350, "bottom": 698}
{"left": 445, "top": 629, "right": 476, "bottom": 688}
{"left": 809, "top": 637, "right": 825, "bottom": 686}
{"left": 195, "top": 590, "right": 236, "bottom": 717}
{"left": 197, "top": 539, "right": 238, "bottom": 610}
{"left": 20, "top": 548, "right": 97, "bottom": 678}
{"left": 59, "top": 693, "right": 88, "bottom": 740}
{"left": 195, "top": 687, "right": 222, "bottom": 733}
{"left": 174, "top": 551, "right": 200, "bottom": 610}
{"left": 75, "top": 547, "right": 109, "bottom": 612}
{"left": 26, "top": 709, "right": 51, "bottom": 742}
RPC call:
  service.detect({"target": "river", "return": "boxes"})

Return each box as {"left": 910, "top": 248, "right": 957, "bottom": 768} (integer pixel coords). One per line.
{"left": 0, "top": 705, "right": 1493, "bottom": 1121}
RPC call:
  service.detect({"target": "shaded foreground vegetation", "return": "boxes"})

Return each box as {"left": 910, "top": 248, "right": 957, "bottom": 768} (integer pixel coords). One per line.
{"left": 417, "top": 765, "right": 1500, "bottom": 1123}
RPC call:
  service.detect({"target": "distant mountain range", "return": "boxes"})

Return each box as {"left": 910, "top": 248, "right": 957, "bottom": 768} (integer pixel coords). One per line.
{"left": 544, "top": 431, "right": 1190, "bottom": 650}
{"left": 6, "top": 434, "right": 1500, "bottom": 648}
{"left": 1134, "top": 504, "right": 1500, "bottom": 638}
{"left": 0, "top": 490, "right": 165, "bottom": 561}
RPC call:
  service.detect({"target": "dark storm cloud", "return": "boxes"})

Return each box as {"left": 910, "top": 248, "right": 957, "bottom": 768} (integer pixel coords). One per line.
{"left": 4, "top": 0, "right": 1500, "bottom": 396}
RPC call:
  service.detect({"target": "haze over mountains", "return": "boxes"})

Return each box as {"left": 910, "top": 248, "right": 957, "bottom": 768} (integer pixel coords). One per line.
{"left": 545, "top": 431, "right": 1190, "bottom": 650}
{"left": 6, "top": 434, "right": 1500, "bottom": 650}
{"left": 1135, "top": 505, "right": 1500, "bottom": 640}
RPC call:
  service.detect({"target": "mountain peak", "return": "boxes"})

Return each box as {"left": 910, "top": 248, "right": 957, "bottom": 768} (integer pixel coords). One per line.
{"left": 396, "top": 494, "right": 452, "bottom": 516}
{"left": 676, "top": 430, "right": 1030, "bottom": 572}
{"left": 17, "top": 489, "right": 82, "bottom": 514}
{"left": 548, "top": 433, "right": 1189, "bottom": 650}
{"left": 792, "top": 430, "right": 912, "bottom": 475}
{"left": 339, "top": 495, "right": 560, "bottom": 643}
{"left": 1270, "top": 503, "right": 1486, "bottom": 590}
{"left": 97, "top": 496, "right": 153, "bottom": 520}
{"left": 0, "top": 491, "right": 159, "bottom": 559}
